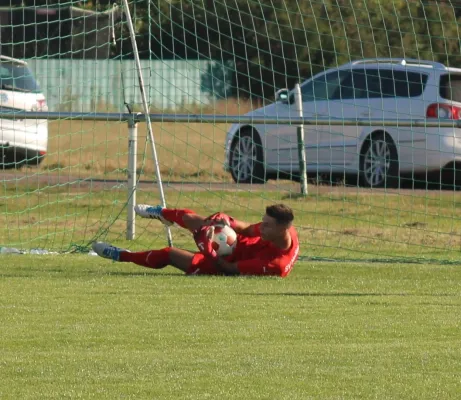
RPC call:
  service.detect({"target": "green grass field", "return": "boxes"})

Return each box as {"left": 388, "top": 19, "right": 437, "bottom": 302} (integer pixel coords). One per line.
{"left": 2, "top": 185, "right": 461, "bottom": 263}
{"left": 1, "top": 109, "right": 460, "bottom": 262}
{"left": 2, "top": 108, "right": 461, "bottom": 398}
{"left": 1, "top": 255, "right": 461, "bottom": 399}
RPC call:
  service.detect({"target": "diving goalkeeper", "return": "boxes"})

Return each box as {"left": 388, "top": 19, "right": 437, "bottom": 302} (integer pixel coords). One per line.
{"left": 92, "top": 203, "right": 299, "bottom": 277}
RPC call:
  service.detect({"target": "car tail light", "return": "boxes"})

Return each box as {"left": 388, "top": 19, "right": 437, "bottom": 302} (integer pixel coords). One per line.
{"left": 426, "top": 103, "right": 461, "bottom": 119}
{"left": 32, "top": 99, "right": 48, "bottom": 112}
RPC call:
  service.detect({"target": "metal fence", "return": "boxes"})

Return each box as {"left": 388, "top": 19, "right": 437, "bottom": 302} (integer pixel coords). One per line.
{"left": 26, "top": 59, "right": 235, "bottom": 112}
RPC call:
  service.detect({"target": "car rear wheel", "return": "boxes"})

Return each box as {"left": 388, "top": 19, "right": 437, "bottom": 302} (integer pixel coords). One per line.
{"left": 229, "top": 130, "right": 266, "bottom": 184}
{"left": 0, "top": 148, "right": 44, "bottom": 170}
{"left": 0, "top": 148, "right": 20, "bottom": 169}
{"left": 360, "top": 133, "right": 399, "bottom": 188}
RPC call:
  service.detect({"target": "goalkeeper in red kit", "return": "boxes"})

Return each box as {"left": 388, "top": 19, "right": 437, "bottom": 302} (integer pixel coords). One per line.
{"left": 92, "top": 203, "right": 299, "bottom": 277}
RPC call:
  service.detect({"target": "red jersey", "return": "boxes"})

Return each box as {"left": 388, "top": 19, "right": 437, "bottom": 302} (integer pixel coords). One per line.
{"left": 227, "top": 223, "right": 299, "bottom": 277}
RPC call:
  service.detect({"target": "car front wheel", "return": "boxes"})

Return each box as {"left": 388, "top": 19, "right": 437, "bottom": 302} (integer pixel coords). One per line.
{"left": 360, "top": 133, "right": 399, "bottom": 188}
{"left": 229, "top": 130, "right": 266, "bottom": 184}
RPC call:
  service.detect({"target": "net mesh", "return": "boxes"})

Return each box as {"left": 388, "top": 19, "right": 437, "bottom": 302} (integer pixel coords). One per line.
{"left": 1, "top": 0, "right": 461, "bottom": 263}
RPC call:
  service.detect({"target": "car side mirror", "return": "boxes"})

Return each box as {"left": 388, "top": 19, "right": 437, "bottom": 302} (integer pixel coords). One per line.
{"left": 275, "top": 88, "right": 289, "bottom": 103}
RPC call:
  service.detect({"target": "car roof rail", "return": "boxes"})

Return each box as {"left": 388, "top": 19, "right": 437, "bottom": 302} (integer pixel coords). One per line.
{"left": 346, "top": 58, "right": 446, "bottom": 69}
{"left": 0, "top": 55, "right": 27, "bottom": 66}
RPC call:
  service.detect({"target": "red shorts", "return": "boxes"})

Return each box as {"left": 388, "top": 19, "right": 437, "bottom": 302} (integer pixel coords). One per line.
{"left": 186, "top": 253, "right": 221, "bottom": 275}
{"left": 185, "top": 253, "right": 287, "bottom": 277}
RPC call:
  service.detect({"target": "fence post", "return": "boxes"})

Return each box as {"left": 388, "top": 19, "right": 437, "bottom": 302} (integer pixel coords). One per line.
{"left": 294, "top": 83, "right": 308, "bottom": 196}
{"left": 126, "top": 114, "right": 138, "bottom": 240}
{"left": 122, "top": 0, "right": 173, "bottom": 247}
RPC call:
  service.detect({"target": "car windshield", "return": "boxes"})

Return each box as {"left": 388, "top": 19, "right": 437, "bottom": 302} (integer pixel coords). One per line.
{"left": 0, "top": 62, "right": 41, "bottom": 93}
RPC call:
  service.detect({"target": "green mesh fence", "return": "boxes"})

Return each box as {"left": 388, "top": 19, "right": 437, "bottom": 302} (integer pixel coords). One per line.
{"left": 1, "top": 0, "right": 461, "bottom": 264}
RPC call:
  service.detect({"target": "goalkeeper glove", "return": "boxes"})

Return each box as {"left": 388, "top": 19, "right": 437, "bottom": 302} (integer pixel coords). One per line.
{"left": 206, "top": 212, "right": 237, "bottom": 230}
{"left": 193, "top": 225, "right": 218, "bottom": 260}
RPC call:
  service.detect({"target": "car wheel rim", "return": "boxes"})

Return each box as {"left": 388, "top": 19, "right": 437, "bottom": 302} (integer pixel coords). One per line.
{"left": 363, "top": 140, "right": 391, "bottom": 186}
{"left": 231, "top": 136, "right": 257, "bottom": 181}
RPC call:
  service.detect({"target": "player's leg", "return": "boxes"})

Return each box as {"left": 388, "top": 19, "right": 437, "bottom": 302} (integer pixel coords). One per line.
{"left": 92, "top": 242, "right": 187, "bottom": 270}
{"left": 120, "top": 247, "right": 194, "bottom": 272}
{"left": 135, "top": 204, "right": 206, "bottom": 232}
{"left": 184, "top": 252, "right": 221, "bottom": 275}
{"left": 125, "top": 248, "right": 219, "bottom": 274}
{"left": 92, "top": 242, "right": 219, "bottom": 275}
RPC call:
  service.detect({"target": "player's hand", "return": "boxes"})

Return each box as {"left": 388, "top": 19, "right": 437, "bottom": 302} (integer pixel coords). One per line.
{"left": 205, "top": 212, "right": 236, "bottom": 229}
{"left": 193, "top": 225, "right": 218, "bottom": 260}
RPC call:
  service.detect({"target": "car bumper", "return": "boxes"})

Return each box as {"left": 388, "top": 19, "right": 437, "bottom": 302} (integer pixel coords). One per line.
{"left": 0, "top": 120, "right": 48, "bottom": 152}
{"left": 418, "top": 132, "right": 461, "bottom": 172}
{"left": 2, "top": 146, "right": 46, "bottom": 164}
{"left": 223, "top": 138, "right": 232, "bottom": 172}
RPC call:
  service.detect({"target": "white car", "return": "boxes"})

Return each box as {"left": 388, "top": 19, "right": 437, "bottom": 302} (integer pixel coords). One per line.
{"left": 224, "top": 58, "right": 461, "bottom": 187}
{"left": 0, "top": 56, "right": 48, "bottom": 169}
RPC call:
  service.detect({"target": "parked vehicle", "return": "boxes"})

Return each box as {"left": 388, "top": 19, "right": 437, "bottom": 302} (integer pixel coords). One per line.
{"left": 224, "top": 58, "right": 461, "bottom": 187}
{"left": 0, "top": 55, "right": 48, "bottom": 169}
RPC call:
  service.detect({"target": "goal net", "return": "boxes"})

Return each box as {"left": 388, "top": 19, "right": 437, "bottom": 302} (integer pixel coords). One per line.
{"left": 1, "top": 0, "right": 461, "bottom": 264}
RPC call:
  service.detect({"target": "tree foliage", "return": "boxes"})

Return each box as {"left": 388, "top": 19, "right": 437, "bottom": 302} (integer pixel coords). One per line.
{"left": 3, "top": 0, "right": 461, "bottom": 99}
{"left": 133, "top": 0, "right": 461, "bottom": 99}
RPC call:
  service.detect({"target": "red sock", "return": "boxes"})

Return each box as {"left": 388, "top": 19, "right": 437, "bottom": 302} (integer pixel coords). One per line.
{"left": 119, "top": 248, "right": 172, "bottom": 269}
{"left": 161, "top": 208, "right": 195, "bottom": 229}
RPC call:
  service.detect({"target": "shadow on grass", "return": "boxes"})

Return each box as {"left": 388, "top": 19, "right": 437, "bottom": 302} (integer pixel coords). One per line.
{"left": 105, "top": 271, "right": 184, "bottom": 277}
{"left": 244, "top": 292, "right": 457, "bottom": 297}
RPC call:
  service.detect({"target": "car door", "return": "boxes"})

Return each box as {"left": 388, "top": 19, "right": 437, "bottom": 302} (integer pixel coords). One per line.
{"left": 263, "top": 74, "right": 330, "bottom": 173}
{"left": 261, "top": 99, "right": 300, "bottom": 172}
{"left": 265, "top": 70, "right": 352, "bottom": 173}
{"left": 301, "top": 70, "right": 350, "bottom": 167}
{"left": 308, "top": 70, "right": 357, "bottom": 167}
{"left": 377, "top": 69, "right": 429, "bottom": 173}
{"left": 329, "top": 68, "right": 428, "bottom": 171}
{"left": 321, "top": 68, "right": 384, "bottom": 168}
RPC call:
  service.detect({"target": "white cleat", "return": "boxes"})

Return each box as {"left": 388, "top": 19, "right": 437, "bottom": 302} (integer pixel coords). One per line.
{"left": 92, "top": 242, "right": 128, "bottom": 261}
{"left": 134, "top": 204, "right": 173, "bottom": 226}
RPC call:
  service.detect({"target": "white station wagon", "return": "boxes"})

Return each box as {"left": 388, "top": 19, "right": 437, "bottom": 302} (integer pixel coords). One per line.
{"left": 224, "top": 58, "right": 461, "bottom": 187}
{"left": 0, "top": 55, "right": 48, "bottom": 169}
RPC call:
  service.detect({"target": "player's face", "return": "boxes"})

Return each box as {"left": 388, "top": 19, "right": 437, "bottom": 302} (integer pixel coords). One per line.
{"left": 260, "top": 214, "right": 281, "bottom": 241}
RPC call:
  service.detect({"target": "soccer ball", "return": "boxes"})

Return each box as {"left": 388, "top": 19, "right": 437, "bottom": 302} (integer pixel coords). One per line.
{"left": 211, "top": 224, "right": 237, "bottom": 256}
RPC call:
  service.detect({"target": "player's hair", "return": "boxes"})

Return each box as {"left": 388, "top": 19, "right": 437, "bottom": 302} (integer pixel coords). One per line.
{"left": 266, "top": 203, "right": 294, "bottom": 226}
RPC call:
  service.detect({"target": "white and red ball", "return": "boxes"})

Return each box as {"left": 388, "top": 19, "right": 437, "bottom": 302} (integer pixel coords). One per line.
{"left": 211, "top": 224, "right": 237, "bottom": 256}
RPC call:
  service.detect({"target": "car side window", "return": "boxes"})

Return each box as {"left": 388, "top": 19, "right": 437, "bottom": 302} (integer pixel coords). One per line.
{"left": 340, "top": 68, "right": 428, "bottom": 99}
{"left": 0, "top": 66, "right": 14, "bottom": 86}
{"left": 301, "top": 71, "right": 348, "bottom": 102}
{"left": 300, "top": 77, "right": 323, "bottom": 102}
{"left": 0, "top": 63, "right": 41, "bottom": 93}
{"left": 375, "top": 69, "right": 428, "bottom": 98}
{"left": 335, "top": 69, "right": 380, "bottom": 99}
{"left": 394, "top": 71, "right": 428, "bottom": 97}
{"left": 440, "top": 74, "right": 461, "bottom": 102}
{"left": 378, "top": 70, "right": 396, "bottom": 97}
{"left": 336, "top": 71, "right": 363, "bottom": 99}
{"left": 363, "top": 70, "right": 382, "bottom": 98}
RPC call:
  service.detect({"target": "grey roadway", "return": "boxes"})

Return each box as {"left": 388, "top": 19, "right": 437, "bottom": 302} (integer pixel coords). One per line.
{"left": 1, "top": 172, "right": 445, "bottom": 195}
